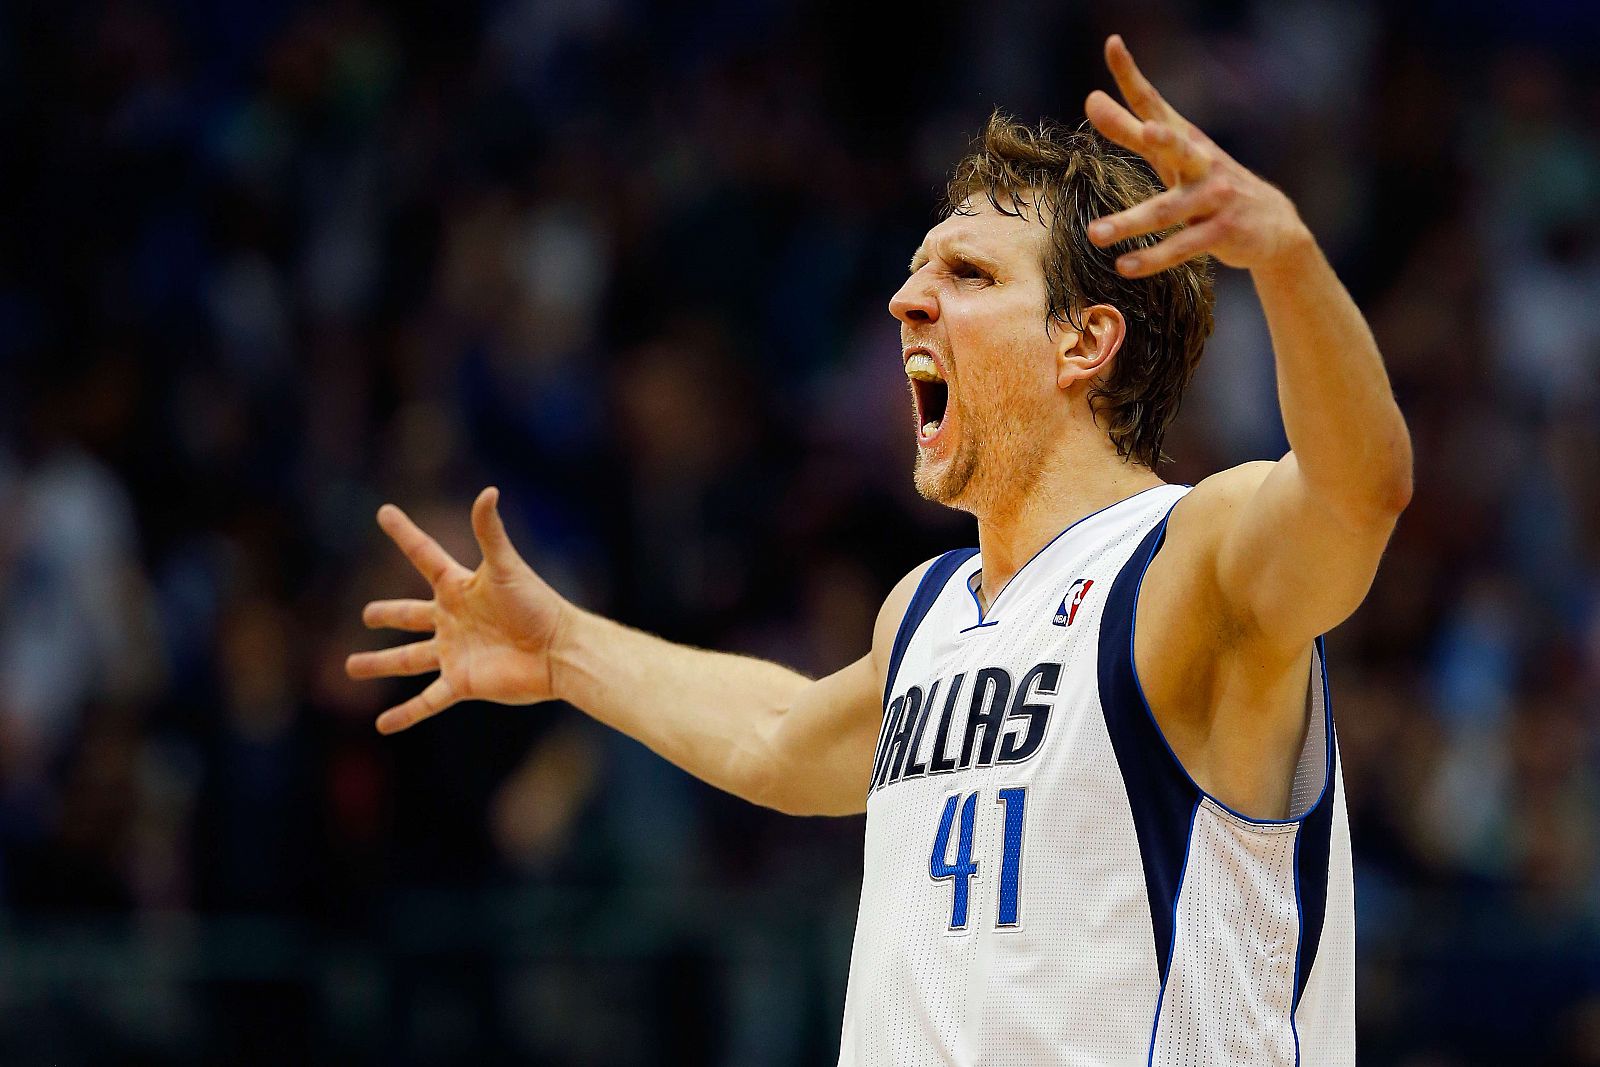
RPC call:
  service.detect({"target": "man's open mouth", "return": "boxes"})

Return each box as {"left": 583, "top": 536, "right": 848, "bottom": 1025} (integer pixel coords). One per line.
{"left": 905, "top": 351, "right": 949, "bottom": 440}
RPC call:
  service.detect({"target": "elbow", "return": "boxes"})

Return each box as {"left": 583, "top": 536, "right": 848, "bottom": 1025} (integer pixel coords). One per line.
{"left": 1314, "top": 428, "right": 1413, "bottom": 528}
{"left": 748, "top": 764, "right": 800, "bottom": 812}
{"left": 747, "top": 764, "right": 832, "bottom": 817}
{"left": 736, "top": 739, "right": 821, "bottom": 816}
{"left": 1326, "top": 472, "right": 1410, "bottom": 533}
{"left": 765, "top": 792, "right": 861, "bottom": 818}
{"left": 1358, "top": 418, "right": 1414, "bottom": 521}
{"left": 743, "top": 756, "right": 856, "bottom": 818}
{"left": 765, "top": 793, "right": 821, "bottom": 818}
{"left": 1351, "top": 467, "right": 1411, "bottom": 530}
{"left": 1379, "top": 422, "right": 1415, "bottom": 516}
{"left": 1384, "top": 467, "right": 1414, "bottom": 516}
{"left": 1369, "top": 446, "right": 1413, "bottom": 518}
{"left": 734, "top": 747, "right": 789, "bottom": 813}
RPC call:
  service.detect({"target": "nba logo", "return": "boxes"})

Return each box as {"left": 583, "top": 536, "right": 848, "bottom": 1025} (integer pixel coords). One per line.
{"left": 1052, "top": 578, "right": 1094, "bottom": 627}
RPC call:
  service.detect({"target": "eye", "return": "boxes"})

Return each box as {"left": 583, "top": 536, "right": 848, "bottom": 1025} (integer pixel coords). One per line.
{"left": 950, "top": 260, "right": 992, "bottom": 284}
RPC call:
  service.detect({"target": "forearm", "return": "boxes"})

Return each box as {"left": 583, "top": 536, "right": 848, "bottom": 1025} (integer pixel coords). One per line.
{"left": 549, "top": 607, "right": 813, "bottom": 802}
{"left": 1252, "top": 233, "right": 1413, "bottom": 519}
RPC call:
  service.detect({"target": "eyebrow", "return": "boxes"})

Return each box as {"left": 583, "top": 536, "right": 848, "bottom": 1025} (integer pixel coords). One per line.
{"left": 908, "top": 240, "right": 1001, "bottom": 275}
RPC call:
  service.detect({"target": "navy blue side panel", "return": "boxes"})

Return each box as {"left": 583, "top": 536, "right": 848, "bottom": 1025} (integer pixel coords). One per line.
{"left": 883, "top": 548, "right": 979, "bottom": 707}
{"left": 1098, "top": 517, "right": 1201, "bottom": 983}
{"left": 1294, "top": 635, "right": 1336, "bottom": 1007}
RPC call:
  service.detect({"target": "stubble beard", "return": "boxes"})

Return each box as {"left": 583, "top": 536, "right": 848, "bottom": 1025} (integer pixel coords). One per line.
{"left": 913, "top": 427, "right": 980, "bottom": 506}
{"left": 913, "top": 390, "right": 1049, "bottom": 518}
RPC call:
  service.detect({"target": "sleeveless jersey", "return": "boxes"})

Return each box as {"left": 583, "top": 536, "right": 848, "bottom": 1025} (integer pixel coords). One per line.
{"left": 836, "top": 483, "right": 1355, "bottom": 1066}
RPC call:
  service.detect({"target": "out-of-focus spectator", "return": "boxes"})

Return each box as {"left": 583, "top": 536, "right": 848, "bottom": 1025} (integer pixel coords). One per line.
{"left": 2, "top": 0, "right": 1598, "bottom": 1063}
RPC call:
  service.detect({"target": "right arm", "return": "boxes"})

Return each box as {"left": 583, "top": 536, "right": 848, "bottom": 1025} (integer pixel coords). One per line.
{"left": 346, "top": 486, "right": 931, "bottom": 817}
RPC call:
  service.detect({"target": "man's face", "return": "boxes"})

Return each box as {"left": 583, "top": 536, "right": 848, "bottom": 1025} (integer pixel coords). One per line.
{"left": 890, "top": 197, "right": 1061, "bottom": 516}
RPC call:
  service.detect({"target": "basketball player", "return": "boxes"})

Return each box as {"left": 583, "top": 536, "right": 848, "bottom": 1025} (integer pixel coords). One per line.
{"left": 348, "top": 36, "right": 1409, "bottom": 1064}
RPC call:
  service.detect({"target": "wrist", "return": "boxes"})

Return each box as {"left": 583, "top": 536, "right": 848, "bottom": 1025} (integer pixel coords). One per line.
{"left": 546, "top": 600, "right": 591, "bottom": 703}
{"left": 1252, "top": 220, "right": 1320, "bottom": 282}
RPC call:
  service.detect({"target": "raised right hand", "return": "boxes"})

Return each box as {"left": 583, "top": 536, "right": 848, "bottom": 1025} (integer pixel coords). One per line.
{"left": 346, "top": 487, "right": 571, "bottom": 734}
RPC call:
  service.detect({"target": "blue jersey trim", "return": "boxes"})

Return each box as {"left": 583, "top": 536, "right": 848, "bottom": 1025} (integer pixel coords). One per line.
{"left": 958, "top": 571, "right": 1000, "bottom": 633}
{"left": 1125, "top": 513, "right": 1337, "bottom": 828}
{"left": 883, "top": 548, "right": 979, "bottom": 708}
{"left": 966, "top": 482, "right": 1180, "bottom": 627}
{"left": 1290, "top": 824, "right": 1304, "bottom": 1066}
{"left": 1101, "top": 497, "right": 1340, "bottom": 1014}
{"left": 1099, "top": 512, "right": 1203, "bottom": 986}
{"left": 1145, "top": 797, "right": 1201, "bottom": 1064}
{"left": 1293, "top": 648, "right": 1336, "bottom": 1006}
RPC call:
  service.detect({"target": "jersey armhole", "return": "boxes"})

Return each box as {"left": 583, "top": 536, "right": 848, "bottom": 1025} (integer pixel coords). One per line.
{"left": 1122, "top": 511, "right": 1335, "bottom": 828}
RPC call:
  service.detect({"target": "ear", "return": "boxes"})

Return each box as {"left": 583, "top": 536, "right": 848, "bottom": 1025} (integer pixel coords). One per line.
{"left": 1055, "top": 304, "right": 1126, "bottom": 390}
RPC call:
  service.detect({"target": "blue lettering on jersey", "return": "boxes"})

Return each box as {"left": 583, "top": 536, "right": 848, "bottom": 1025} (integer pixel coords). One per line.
{"left": 927, "top": 673, "right": 965, "bottom": 774}
{"left": 930, "top": 792, "right": 980, "bottom": 930}
{"left": 871, "top": 660, "right": 1061, "bottom": 794}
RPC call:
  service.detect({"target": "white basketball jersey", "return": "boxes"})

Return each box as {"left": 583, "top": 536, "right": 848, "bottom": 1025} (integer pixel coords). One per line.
{"left": 837, "top": 483, "right": 1355, "bottom": 1066}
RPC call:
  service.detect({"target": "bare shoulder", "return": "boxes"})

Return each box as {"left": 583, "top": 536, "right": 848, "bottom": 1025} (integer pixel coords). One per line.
{"left": 1136, "top": 461, "right": 1298, "bottom": 732}
{"left": 871, "top": 556, "right": 942, "bottom": 668}
{"left": 1167, "top": 461, "right": 1276, "bottom": 549}
{"left": 1139, "top": 462, "right": 1320, "bottom": 818}
{"left": 1143, "top": 462, "right": 1275, "bottom": 624}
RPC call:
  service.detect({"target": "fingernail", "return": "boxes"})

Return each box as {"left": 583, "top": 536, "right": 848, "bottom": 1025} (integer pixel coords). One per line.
{"left": 1121, "top": 255, "right": 1141, "bottom": 272}
{"left": 1090, "top": 221, "right": 1110, "bottom": 240}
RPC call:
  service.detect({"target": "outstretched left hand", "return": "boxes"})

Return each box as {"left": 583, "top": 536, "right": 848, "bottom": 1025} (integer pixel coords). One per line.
{"left": 1084, "top": 34, "right": 1312, "bottom": 278}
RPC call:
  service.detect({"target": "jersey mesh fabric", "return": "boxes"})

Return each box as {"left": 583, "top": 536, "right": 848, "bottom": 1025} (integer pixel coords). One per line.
{"left": 1151, "top": 800, "right": 1299, "bottom": 1065}
{"left": 836, "top": 485, "right": 1355, "bottom": 1066}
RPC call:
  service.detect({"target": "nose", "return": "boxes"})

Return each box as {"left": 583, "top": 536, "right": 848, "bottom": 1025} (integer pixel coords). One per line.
{"left": 889, "top": 270, "right": 938, "bottom": 325}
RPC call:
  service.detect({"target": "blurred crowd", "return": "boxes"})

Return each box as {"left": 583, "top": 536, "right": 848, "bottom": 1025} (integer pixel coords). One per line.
{"left": 2, "top": 0, "right": 1599, "bottom": 1063}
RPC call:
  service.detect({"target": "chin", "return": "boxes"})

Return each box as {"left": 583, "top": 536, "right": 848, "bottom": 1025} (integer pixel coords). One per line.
{"left": 914, "top": 446, "right": 979, "bottom": 509}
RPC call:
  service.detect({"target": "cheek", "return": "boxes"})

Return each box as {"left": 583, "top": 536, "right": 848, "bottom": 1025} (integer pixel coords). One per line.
{"left": 946, "top": 295, "right": 1057, "bottom": 410}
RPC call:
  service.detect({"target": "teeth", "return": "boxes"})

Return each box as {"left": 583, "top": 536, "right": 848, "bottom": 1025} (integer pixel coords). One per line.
{"left": 922, "top": 420, "right": 941, "bottom": 437}
{"left": 905, "top": 353, "right": 942, "bottom": 382}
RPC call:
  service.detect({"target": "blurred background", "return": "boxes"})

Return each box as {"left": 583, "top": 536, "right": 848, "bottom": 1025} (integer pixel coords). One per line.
{"left": 2, "top": 0, "right": 1599, "bottom": 1062}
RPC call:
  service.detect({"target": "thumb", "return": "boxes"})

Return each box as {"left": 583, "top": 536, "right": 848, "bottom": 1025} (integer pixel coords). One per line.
{"left": 471, "top": 486, "right": 524, "bottom": 572}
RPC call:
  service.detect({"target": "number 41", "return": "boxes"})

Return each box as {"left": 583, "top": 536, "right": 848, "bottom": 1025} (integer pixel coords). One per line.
{"left": 930, "top": 787, "right": 1027, "bottom": 932}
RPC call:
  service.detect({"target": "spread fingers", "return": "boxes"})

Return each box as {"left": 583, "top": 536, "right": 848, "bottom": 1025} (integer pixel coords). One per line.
{"left": 346, "top": 639, "right": 440, "bottom": 680}
{"left": 363, "top": 598, "right": 436, "bottom": 633}
{"left": 376, "top": 677, "right": 458, "bottom": 734}
{"left": 377, "top": 504, "right": 467, "bottom": 588}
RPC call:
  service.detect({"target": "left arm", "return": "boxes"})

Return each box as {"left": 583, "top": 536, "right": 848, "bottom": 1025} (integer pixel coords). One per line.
{"left": 1085, "top": 34, "right": 1412, "bottom": 655}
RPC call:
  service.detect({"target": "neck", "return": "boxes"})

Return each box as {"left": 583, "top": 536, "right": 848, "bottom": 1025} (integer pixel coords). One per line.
{"left": 971, "top": 450, "right": 1165, "bottom": 612}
